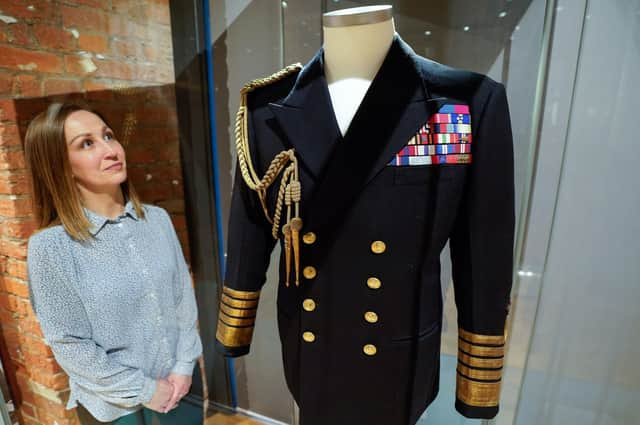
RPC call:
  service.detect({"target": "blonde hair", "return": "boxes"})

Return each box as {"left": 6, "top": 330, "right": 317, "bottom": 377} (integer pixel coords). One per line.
{"left": 24, "top": 102, "right": 145, "bottom": 240}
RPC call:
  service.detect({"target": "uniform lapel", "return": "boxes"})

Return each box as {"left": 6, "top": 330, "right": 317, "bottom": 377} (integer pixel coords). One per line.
{"left": 306, "top": 36, "right": 440, "bottom": 233}
{"left": 267, "top": 50, "right": 342, "bottom": 181}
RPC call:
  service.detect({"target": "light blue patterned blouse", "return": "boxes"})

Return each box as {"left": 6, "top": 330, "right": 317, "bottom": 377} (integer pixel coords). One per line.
{"left": 26, "top": 201, "right": 203, "bottom": 422}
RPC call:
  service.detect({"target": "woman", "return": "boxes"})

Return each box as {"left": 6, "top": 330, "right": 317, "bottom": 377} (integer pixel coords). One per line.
{"left": 24, "top": 102, "right": 203, "bottom": 424}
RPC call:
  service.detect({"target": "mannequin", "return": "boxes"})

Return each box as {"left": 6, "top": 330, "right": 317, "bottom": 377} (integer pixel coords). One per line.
{"left": 322, "top": 5, "right": 395, "bottom": 135}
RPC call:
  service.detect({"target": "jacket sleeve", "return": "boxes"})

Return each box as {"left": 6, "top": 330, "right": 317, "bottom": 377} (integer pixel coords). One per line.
{"left": 159, "top": 209, "right": 203, "bottom": 376}
{"left": 449, "top": 82, "right": 515, "bottom": 419}
{"left": 27, "top": 234, "right": 157, "bottom": 407}
{"left": 215, "top": 108, "right": 278, "bottom": 357}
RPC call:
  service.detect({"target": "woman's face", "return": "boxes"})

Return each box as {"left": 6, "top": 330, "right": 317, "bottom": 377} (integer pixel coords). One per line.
{"left": 64, "top": 110, "right": 127, "bottom": 194}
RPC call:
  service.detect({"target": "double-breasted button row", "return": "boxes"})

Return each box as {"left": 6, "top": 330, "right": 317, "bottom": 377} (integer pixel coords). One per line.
{"left": 365, "top": 240, "right": 385, "bottom": 356}
{"left": 301, "top": 232, "right": 318, "bottom": 343}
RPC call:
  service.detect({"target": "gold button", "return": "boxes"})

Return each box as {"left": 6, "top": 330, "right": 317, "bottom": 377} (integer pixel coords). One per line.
{"left": 363, "top": 344, "right": 377, "bottom": 356}
{"left": 371, "top": 240, "right": 386, "bottom": 254}
{"left": 303, "top": 299, "right": 316, "bottom": 312}
{"left": 303, "top": 266, "right": 317, "bottom": 279}
{"left": 302, "top": 331, "right": 316, "bottom": 343}
{"left": 367, "top": 277, "right": 382, "bottom": 289}
{"left": 364, "top": 311, "right": 379, "bottom": 323}
{"left": 303, "top": 232, "right": 316, "bottom": 245}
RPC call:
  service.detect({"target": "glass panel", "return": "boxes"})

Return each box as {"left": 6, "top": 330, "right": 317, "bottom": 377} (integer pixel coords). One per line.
{"left": 209, "top": 1, "right": 548, "bottom": 423}
{"left": 515, "top": 0, "right": 640, "bottom": 424}
{"left": 209, "top": 1, "right": 294, "bottom": 422}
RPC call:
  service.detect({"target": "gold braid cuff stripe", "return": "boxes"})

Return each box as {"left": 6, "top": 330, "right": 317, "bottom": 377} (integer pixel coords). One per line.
{"left": 458, "top": 340, "right": 505, "bottom": 358}
{"left": 458, "top": 352, "right": 504, "bottom": 369}
{"left": 235, "top": 63, "right": 305, "bottom": 287}
{"left": 457, "top": 365, "right": 503, "bottom": 381}
{"left": 218, "top": 314, "right": 256, "bottom": 327}
{"left": 222, "top": 286, "right": 260, "bottom": 300}
{"left": 221, "top": 293, "right": 259, "bottom": 309}
{"left": 456, "top": 374, "right": 501, "bottom": 407}
{"left": 459, "top": 328, "right": 506, "bottom": 345}
{"left": 219, "top": 303, "right": 257, "bottom": 319}
{"left": 216, "top": 319, "right": 255, "bottom": 348}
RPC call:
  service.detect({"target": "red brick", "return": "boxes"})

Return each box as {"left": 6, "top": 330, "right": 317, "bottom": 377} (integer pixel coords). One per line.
{"left": 0, "top": 237, "right": 28, "bottom": 258}
{"left": 19, "top": 319, "right": 44, "bottom": 339}
{"left": 135, "top": 126, "right": 168, "bottom": 144}
{"left": 136, "top": 183, "right": 175, "bottom": 201}
{"left": 0, "top": 1, "right": 57, "bottom": 23}
{"left": 30, "top": 370, "right": 69, "bottom": 392}
{"left": 61, "top": 5, "right": 108, "bottom": 33}
{"left": 7, "top": 23, "right": 34, "bottom": 46}
{"left": 0, "top": 196, "right": 32, "bottom": 218}
{"left": 0, "top": 292, "right": 32, "bottom": 316}
{"left": 121, "top": 3, "right": 150, "bottom": 25}
{"left": 148, "top": 3, "right": 171, "bottom": 26}
{"left": 112, "top": 38, "right": 142, "bottom": 59}
{"left": 59, "top": 0, "right": 110, "bottom": 10}
{"left": 82, "top": 80, "right": 114, "bottom": 101}
{"left": 94, "top": 59, "right": 134, "bottom": 80}
{"left": 0, "top": 24, "right": 7, "bottom": 43}
{"left": 131, "top": 164, "right": 181, "bottom": 183}
{"left": 0, "top": 149, "right": 26, "bottom": 170}
{"left": 1, "top": 322, "right": 22, "bottom": 353}
{"left": 20, "top": 402, "right": 37, "bottom": 419}
{"left": 107, "top": 14, "right": 147, "bottom": 41}
{"left": 0, "top": 305, "right": 14, "bottom": 322}
{"left": 136, "top": 63, "right": 173, "bottom": 83}
{"left": 12, "top": 74, "right": 42, "bottom": 97}
{"left": 0, "top": 100, "right": 47, "bottom": 126}
{"left": 0, "top": 99, "right": 18, "bottom": 122}
{"left": 43, "top": 78, "right": 82, "bottom": 96}
{"left": 136, "top": 105, "right": 176, "bottom": 125}
{"left": 0, "top": 71, "right": 12, "bottom": 95}
{"left": 22, "top": 350, "right": 61, "bottom": 374}
{"left": 0, "top": 125, "right": 22, "bottom": 148}
{"left": 142, "top": 45, "right": 162, "bottom": 62}
{"left": 0, "top": 275, "right": 29, "bottom": 297}
{"left": 31, "top": 392, "right": 74, "bottom": 419}
{"left": 20, "top": 332, "right": 52, "bottom": 357}
{"left": 156, "top": 198, "right": 184, "bottom": 214}
{"left": 170, "top": 214, "right": 186, "bottom": 231}
{"left": 32, "top": 24, "right": 76, "bottom": 52}
{"left": 0, "top": 45, "right": 63, "bottom": 74}
{"left": 111, "top": 0, "right": 134, "bottom": 12}
{"left": 78, "top": 33, "right": 108, "bottom": 53}
{"left": 0, "top": 172, "right": 30, "bottom": 194}
{"left": 6, "top": 258, "right": 28, "bottom": 279}
{"left": 1, "top": 219, "right": 36, "bottom": 239}
{"left": 63, "top": 54, "right": 95, "bottom": 76}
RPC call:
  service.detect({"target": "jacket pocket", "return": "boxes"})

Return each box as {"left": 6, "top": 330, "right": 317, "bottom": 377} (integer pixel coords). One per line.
{"left": 391, "top": 321, "right": 442, "bottom": 344}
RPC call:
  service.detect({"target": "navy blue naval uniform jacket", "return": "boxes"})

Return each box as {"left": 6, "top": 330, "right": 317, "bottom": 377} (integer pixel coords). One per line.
{"left": 215, "top": 35, "right": 515, "bottom": 425}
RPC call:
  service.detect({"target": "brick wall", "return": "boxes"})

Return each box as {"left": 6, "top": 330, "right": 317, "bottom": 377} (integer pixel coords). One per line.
{"left": 0, "top": 1, "right": 189, "bottom": 424}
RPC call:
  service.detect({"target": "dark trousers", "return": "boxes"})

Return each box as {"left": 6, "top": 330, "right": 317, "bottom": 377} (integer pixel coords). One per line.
{"left": 76, "top": 404, "right": 200, "bottom": 425}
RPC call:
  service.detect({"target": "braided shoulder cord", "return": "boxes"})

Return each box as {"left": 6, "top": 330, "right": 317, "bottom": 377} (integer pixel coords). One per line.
{"left": 234, "top": 63, "right": 304, "bottom": 286}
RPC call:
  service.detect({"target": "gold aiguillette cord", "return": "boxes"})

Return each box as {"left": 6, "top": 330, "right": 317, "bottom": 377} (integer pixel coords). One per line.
{"left": 234, "top": 63, "right": 304, "bottom": 287}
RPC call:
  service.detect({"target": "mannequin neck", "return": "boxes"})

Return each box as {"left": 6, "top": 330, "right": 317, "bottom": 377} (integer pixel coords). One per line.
{"left": 323, "top": 18, "right": 395, "bottom": 84}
